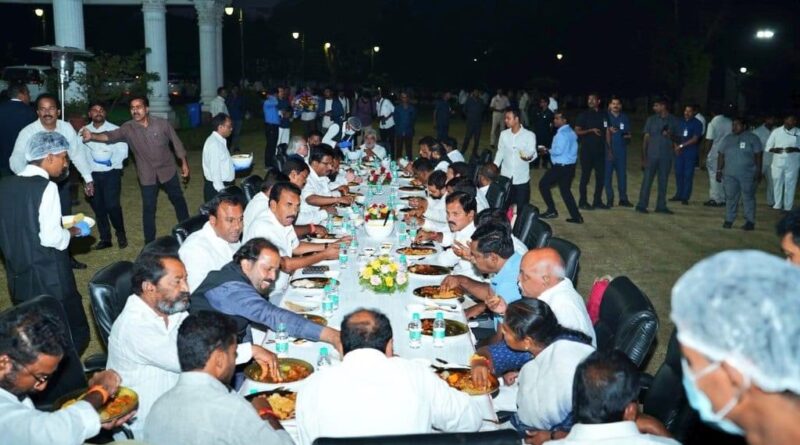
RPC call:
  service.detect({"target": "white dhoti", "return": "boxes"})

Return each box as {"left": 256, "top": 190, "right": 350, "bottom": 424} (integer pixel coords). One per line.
{"left": 706, "top": 144, "right": 725, "bottom": 203}
{"left": 771, "top": 152, "right": 800, "bottom": 210}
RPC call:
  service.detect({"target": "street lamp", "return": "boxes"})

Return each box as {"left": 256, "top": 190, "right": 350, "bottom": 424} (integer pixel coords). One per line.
{"left": 739, "top": 66, "right": 748, "bottom": 74}
{"left": 292, "top": 32, "right": 300, "bottom": 40}
{"left": 34, "top": 8, "right": 46, "bottom": 44}
{"left": 755, "top": 29, "right": 775, "bottom": 40}
{"left": 556, "top": 53, "right": 564, "bottom": 60}
{"left": 324, "top": 42, "right": 332, "bottom": 50}
{"left": 473, "top": 58, "right": 478, "bottom": 62}
{"left": 370, "top": 46, "right": 380, "bottom": 73}
{"left": 224, "top": 6, "right": 234, "bottom": 16}
{"left": 373, "top": 46, "right": 380, "bottom": 53}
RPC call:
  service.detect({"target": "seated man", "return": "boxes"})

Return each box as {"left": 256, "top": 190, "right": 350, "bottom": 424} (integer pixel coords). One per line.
{"left": 401, "top": 136, "right": 434, "bottom": 173}
{"left": 244, "top": 182, "right": 344, "bottom": 291}
{"left": 301, "top": 145, "right": 354, "bottom": 222}
{"left": 443, "top": 136, "right": 466, "bottom": 163}
{"left": 544, "top": 350, "right": 677, "bottom": 445}
{"left": 0, "top": 303, "right": 131, "bottom": 445}
{"left": 359, "top": 127, "right": 387, "bottom": 161}
{"left": 144, "top": 311, "right": 293, "bottom": 445}
{"left": 448, "top": 176, "right": 489, "bottom": 212}
{"left": 296, "top": 309, "right": 482, "bottom": 444}
{"left": 776, "top": 208, "right": 800, "bottom": 265}
{"left": 405, "top": 170, "right": 448, "bottom": 231}
{"left": 472, "top": 248, "right": 596, "bottom": 386}
{"left": 107, "top": 252, "right": 274, "bottom": 436}
{"left": 440, "top": 223, "right": 523, "bottom": 319}
{"left": 447, "top": 161, "right": 471, "bottom": 182}
{"left": 327, "top": 147, "right": 356, "bottom": 190}
{"left": 243, "top": 168, "right": 289, "bottom": 230}
{"left": 411, "top": 157, "right": 436, "bottom": 187}
{"left": 179, "top": 192, "right": 244, "bottom": 292}
{"left": 415, "top": 192, "right": 478, "bottom": 277}
{"left": 281, "top": 156, "right": 326, "bottom": 225}
{"left": 475, "top": 208, "right": 529, "bottom": 255}
{"left": 477, "top": 162, "right": 500, "bottom": 206}
{"left": 191, "top": 237, "right": 342, "bottom": 352}
{"left": 285, "top": 135, "right": 309, "bottom": 162}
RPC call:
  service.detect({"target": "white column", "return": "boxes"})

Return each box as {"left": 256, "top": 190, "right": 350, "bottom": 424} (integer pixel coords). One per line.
{"left": 52, "top": 0, "right": 86, "bottom": 105}
{"left": 195, "top": 0, "right": 217, "bottom": 112}
{"left": 215, "top": 3, "right": 224, "bottom": 87}
{"left": 142, "top": 0, "right": 173, "bottom": 120}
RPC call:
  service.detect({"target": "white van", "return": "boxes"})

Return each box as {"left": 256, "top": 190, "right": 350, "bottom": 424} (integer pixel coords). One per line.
{"left": 0, "top": 65, "right": 54, "bottom": 99}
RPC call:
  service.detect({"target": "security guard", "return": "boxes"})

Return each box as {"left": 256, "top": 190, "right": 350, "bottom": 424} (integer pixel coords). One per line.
{"left": 716, "top": 117, "right": 763, "bottom": 230}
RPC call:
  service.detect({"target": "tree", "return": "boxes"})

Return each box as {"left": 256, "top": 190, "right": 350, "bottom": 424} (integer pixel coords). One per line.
{"left": 72, "top": 49, "right": 159, "bottom": 114}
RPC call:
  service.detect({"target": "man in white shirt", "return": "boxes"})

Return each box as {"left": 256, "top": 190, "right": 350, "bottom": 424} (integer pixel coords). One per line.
{"left": 406, "top": 170, "right": 448, "bottom": 232}
{"left": 319, "top": 87, "right": 343, "bottom": 131}
{"left": 180, "top": 193, "right": 244, "bottom": 292}
{"left": 0, "top": 132, "right": 92, "bottom": 354}
{"left": 83, "top": 102, "right": 129, "bottom": 250}
{"left": 107, "top": 252, "right": 276, "bottom": 436}
{"left": 243, "top": 182, "right": 342, "bottom": 291}
{"left": 285, "top": 135, "right": 309, "bottom": 160}
{"left": 703, "top": 108, "right": 733, "bottom": 207}
{"left": 416, "top": 192, "right": 478, "bottom": 277}
{"left": 489, "top": 89, "right": 511, "bottom": 147}
{"left": 302, "top": 145, "right": 354, "bottom": 221}
{"left": 446, "top": 176, "right": 489, "bottom": 213}
{"left": 144, "top": 311, "right": 292, "bottom": 445}
{"left": 545, "top": 350, "right": 678, "bottom": 445}
{"left": 338, "top": 89, "right": 350, "bottom": 116}
{"left": 282, "top": 156, "right": 325, "bottom": 225}
{"left": 494, "top": 108, "right": 537, "bottom": 211}
{"left": 209, "top": 86, "right": 229, "bottom": 117}
{"left": 321, "top": 115, "right": 361, "bottom": 150}
{"left": 356, "top": 127, "right": 387, "bottom": 161}
{"left": 443, "top": 136, "right": 466, "bottom": 163}
{"left": 477, "top": 162, "right": 499, "bottom": 206}
{"left": 296, "top": 309, "right": 483, "bottom": 444}
{"left": 519, "top": 89, "right": 531, "bottom": 126}
{"left": 548, "top": 92, "right": 559, "bottom": 112}
{"left": 201, "top": 113, "right": 235, "bottom": 202}
{"left": 376, "top": 88, "right": 396, "bottom": 157}
{"left": 752, "top": 115, "right": 777, "bottom": 206}
{"left": 0, "top": 303, "right": 133, "bottom": 445}
{"left": 765, "top": 114, "right": 800, "bottom": 211}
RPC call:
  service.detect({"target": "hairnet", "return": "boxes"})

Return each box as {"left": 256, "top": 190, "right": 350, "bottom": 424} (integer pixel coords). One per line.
{"left": 346, "top": 116, "right": 362, "bottom": 132}
{"left": 671, "top": 250, "right": 800, "bottom": 394}
{"left": 25, "top": 131, "right": 69, "bottom": 161}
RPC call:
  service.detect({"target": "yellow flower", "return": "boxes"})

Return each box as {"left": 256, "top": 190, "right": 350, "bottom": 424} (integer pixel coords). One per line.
{"left": 389, "top": 263, "right": 398, "bottom": 272}
{"left": 362, "top": 268, "right": 373, "bottom": 278}
{"left": 384, "top": 276, "right": 394, "bottom": 287}
{"left": 370, "top": 260, "right": 381, "bottom": 269}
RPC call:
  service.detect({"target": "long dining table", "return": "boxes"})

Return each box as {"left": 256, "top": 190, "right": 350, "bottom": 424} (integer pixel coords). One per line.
{"left": 238, "top": 174, "right": 506, "bottom": 441}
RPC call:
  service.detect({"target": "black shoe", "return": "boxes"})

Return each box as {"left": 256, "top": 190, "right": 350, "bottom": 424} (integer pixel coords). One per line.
{"left": 540, "top": 210, "right": 558, "bottom": 219}
{"left": 635, "top": 206, "right": 649, "bottom": 214}
{"left": 703, "top": 200, "right": 718, "bottom": 207}
{"left": 654, "top": 207, "right": 674, "bottom": 215}
{"left": 118, "top": 236, "right": 128, "bottom": 249}
{"left": 565, "top": 217, "right": 584, "bottom": 224}
{"left": 668, "top": 196, "right": 681, "bottom": 202}
{"left": 742, "top": 222, "right": 755, "bottom": 231}
{"left": 722, "top": 221, "right": 733, "bottom": 229}
{"left": 714, "top": 201, "right": 726, "bottom": 208}
{"left": 618, "top": 200, "right": 634, "bottom": 208}
{"left": 70, "top": 257, "right": 87, "bottom": 270}
{"left": 681, "top": 200, "right": 689, "bottom": 205}
{"left": 594, "top": 203, "right": 611, "bottom": 210}
{"left": 94, "top": 240, "right": 113, "bottom": 250}
{"left": 579, "top": 203, "right": 594, "bottom": 210}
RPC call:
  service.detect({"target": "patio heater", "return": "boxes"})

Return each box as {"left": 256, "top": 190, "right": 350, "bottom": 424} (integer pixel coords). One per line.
{"left": 31, "top": 45, "right": 94, "bottom": 120}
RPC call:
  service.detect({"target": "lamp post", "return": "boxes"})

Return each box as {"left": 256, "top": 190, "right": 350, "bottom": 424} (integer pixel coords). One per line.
{"left": 292, "top": 32, "right": 305, "bottom": 80}
{"left": 755, "top": 29, "right": 775, "bottom": 40}
{"left": 556, "top": 53, "right": 564, "bottom": 61}
{"left": 226, "top": 7, "right": 245, "bottom": 85}
{"left": 34, "top": 8, "right": 46, "bottom": 44}
{"left": 371, "top": 45, "right": 380, "bottom": 74}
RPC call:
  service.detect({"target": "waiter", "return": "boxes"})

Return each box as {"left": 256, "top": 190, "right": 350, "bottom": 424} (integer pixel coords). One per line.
{"left": 0, "top": 131, "right": 92, "bottom": 354}
{"left": 82, "top": 96, "right": 190, "bottom": 244}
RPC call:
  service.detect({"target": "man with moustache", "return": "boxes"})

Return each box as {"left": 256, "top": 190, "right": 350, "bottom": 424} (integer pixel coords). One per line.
{"left": 10, "top": 93, "right": 95, "bottom": 269}
{"left": 107, "top": 251, "right": 278, "bottom": 436}
{"left": 575, "top": 93, "right": 609, "bottom": 209}
{"left": 415, "top": 192, "right": 478, "bottom": 278}
{"left": 191, "top": 238, "right": 343, "bottom": 352}
{"left": 0, "top": 132, "right": 92, "bottom": 354}
{"left": 81, "top": 96, "right": 190, "bottom": 244}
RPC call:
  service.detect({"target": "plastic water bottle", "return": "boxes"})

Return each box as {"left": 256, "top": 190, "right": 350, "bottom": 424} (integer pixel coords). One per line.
{"left": 317, "top": 346, "right": 332, "bottom": 368}
{"left": 398, "top": 253, "right": 408, "bottom": 272}
{"left": 349, "top": 238, "right": 358, "bottom": 255}
{"left": 338, "top": 243, "right": 348, "bottom": 269}
{"left": 433, "top": 312, "right": 446, "bottom": 347}
{"left": 322, "top": 291, "right": 334, "bottom": 317}
{"left": 330, "top": 286, "right": 340, "bottom": 311}
{"left": 275, "top": 323, "right": 289, "bottom": 357}
{"left": 326, "top": 214, "right": 333, "bottom": 232}
{"left": 408, "top": 313, "right": 422, "bottom": 349}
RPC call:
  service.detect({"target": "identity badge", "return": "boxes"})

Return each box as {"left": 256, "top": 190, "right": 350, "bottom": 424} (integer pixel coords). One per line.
{"left": 620, "top": 123, "right": 625, "bottom": 130}
{"left": 739, "top": 142, "right": 746, "bottom": 149}
{"left": 683, "top": 129, "right": 688, "bottom": 137}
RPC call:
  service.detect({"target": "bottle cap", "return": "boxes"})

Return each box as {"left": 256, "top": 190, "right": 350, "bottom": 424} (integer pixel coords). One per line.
{"left": 278, "top": 322, "right": 286, "bottom": 330}
{"left": 435, "top": 311, "right": 444, "bottom": 319}
{"left": 412, "top": 312, "right": 420, "bottom": 320}
{"left": 320, "top": 346, "right": 329, "bottom": 356}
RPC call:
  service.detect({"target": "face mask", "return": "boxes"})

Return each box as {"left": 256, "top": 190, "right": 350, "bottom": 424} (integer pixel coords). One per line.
{"left": 344, "top": 127, "right": 355, "bottom": 136}
{"left": 681, "top": 359, "right": 746, "bottom": 436}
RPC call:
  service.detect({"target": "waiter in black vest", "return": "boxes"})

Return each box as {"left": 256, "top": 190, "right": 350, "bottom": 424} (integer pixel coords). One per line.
{"left": 0, "top": 131, "right": 91, "bottom": 354}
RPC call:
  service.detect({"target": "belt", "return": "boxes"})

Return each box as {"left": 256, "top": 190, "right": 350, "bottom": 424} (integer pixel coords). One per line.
{"left": 553, "top": 162, "right": 574, "bottom": 167}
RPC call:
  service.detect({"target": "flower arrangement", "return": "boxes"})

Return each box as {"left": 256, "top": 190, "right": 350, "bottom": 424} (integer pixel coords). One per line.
{"left": 364, "top": 203, "right": 390, "bottom": 222}
{"left": 367, "top": 167, "right": 392, "bottom": 185}
{"left": 292, "top": 92, "right": 318, "bottom": 116}
{"left": 359, "top": 256, "right": 408, "bottom": 294}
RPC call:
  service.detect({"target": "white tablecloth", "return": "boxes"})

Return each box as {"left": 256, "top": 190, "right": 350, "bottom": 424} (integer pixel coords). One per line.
{"left": 238, "top": 181, "right": 500, "bottom": 440}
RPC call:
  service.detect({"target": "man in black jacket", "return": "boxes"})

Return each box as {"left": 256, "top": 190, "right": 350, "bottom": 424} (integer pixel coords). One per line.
{"left": 0, "top": 82, "right": 36, "bottom": 177}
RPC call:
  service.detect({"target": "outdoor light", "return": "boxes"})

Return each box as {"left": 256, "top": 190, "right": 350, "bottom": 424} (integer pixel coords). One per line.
{"left": 473, "top": 58, "right": 478, "bottom": 62}
{"left": 739, "top": 67, "right": 748, "bottom": 74}
{"left": 556, "top": 53, "right": 564, "bottom": 60}
{"left": 224, "top": 6, "right": 234, "bottom": 15}
{"left": 292, "top": 32, "right": 300, "bottom": 40}
{"left": 34, "top": 8, "right": 44, "bottom": 17}
{"left": 373, "top": 46, "right": 380, "bottom": 53}
{"left": 756, "top": 29, "right": 775, "bottom": 39}
{"left": 324, "top": 42, "right": 331, "bottom": 50}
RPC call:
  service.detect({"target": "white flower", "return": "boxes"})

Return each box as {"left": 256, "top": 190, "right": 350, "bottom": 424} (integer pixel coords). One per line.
{"left": 380, "top": 265, "right": 391, "bottom": 274}
{"left": 396, "top": 273, "right": 407, "bottom": 285}
{"left": 370, "top": 275, "right": 381, "bottom": 286}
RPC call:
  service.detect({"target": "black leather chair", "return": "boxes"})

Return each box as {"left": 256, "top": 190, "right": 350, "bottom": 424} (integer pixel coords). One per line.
{"left": 545, "top": 236, "right": 580, "bottom": 282}
{"left": 513, "top": 203, "right": 544, "bottom": 248}
{"left": 88, "top": 261, "right": 134, "bottom": 347}
{"left": 486, "top": 175, "right": 512, "bottom": 211}
{"left": 594, "top": 276, "right": 658, "bottom": 368}
{"left": 275, "top": 153, "right": 287, "bottom": 172}
{"left": 642, "top": 329, "right": 695, "bottom": 440}
{"left": 241, "top": 174, "right": 263, "bottom": 204}
{"left": 478, "top": 148, "right": 493, "bottom": 164}
{"left": 172, "top": 214, "right": 210, "bottom": 245}
{"left": 313, "top": 430, "right": 519, "bottom": 445}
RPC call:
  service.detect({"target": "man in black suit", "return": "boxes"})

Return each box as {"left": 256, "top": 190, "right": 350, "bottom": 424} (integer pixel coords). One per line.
{"left": 0, "top": 82, "right": 36, "bottom": 177}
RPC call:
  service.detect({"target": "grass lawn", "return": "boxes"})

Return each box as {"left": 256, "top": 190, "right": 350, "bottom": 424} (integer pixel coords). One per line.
{"left": 0, "top": 108, "right": 789, "bottom": 373}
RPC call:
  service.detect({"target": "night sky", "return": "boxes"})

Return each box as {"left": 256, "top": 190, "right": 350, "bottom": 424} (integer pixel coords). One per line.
{"left": 1, "top": 0, "right": 798, "bottom": 109}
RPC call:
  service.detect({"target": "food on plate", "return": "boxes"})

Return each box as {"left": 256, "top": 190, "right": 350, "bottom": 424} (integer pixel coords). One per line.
{"left": 397, "top": 247, "right": 436, "bottom": 256}
{"left": 59, "top": 387, "right": 139, "bottom": 422}
{"left": 290, "top": 277, "right": 331, "bottom": 289}
{"left": 420, "top": 318, "right": 468, "bottom": 336}
{"left": 437, "top": 369, "right": 499, "bottom": 395}
{"left": 413, "top": 285, "right": 463, "bottom": 299}
{"left": 284, "top": 300, "right": 319, "bottom": 313}
{"left": 245, "top": 358, "right": 314, "bottom": 383}
{"left": 407, "top": 264, "right": 451, "bottom": 276}
{"left": 308, "top": 233, "right": 337, "bottom": 239}
{"left": 265, "top": 392, "right": 297, "bottom": 420}
{"left": 399, "top": 185, "right": 425, "bottom": 192}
